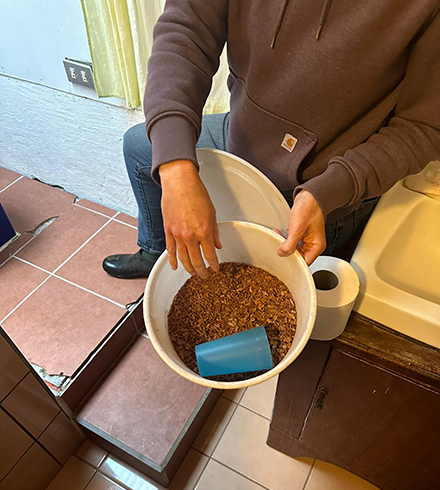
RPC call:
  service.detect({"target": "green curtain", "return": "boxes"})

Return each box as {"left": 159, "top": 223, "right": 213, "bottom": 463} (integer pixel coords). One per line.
{"left": 81, "top": 0, "right": 141, "bottom": 108}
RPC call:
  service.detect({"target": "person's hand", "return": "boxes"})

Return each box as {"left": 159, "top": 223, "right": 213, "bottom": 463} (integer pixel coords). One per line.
{"left": 277, "top": 190, "right": 326, "bottom": 265}
{"left": 159, "top": 160, "right": 222, "bottom": 279}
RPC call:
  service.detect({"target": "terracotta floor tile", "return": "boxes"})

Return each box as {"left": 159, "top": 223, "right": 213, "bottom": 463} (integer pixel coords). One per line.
{"left": 57, "top": 220, "right": 146, "bottom": 306}
{"left": 0, "top": 177, "right": 75, "bottom": 234}
{"left": 17, "top": 205, "right": 108, "bottom": 272}
{"left": 61, "top": 312, "right": 137, "bottom": 411}
{"left": 76, "top": 200, "right": 117, "bottom": 217}
{"left": 2, "top": 276, "right": 125, "bottom": 376}
{"left": 116, "top": 213, "right": 137, "bottom": 227}
{"left": 0, "top": 258, "right": 48, "bottom": 321}
{"left": 77, "top": 336, "right": 207, "bottom": 466}
{"left": 76, "top": 440, "right": 108, "bottom": 468}
{"left": 0, "top": 233, "right": 34, "bottom": 266}
{"left": 0, "top": 167, "right": 21, "bottom": 191}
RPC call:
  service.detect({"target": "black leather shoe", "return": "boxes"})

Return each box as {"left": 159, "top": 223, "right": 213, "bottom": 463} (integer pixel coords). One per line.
{"left": 102, "top": 250, "right": 158, "bottom": 279}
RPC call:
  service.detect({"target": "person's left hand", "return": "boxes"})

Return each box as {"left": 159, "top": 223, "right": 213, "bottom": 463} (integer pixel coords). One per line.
{"left": 277, "top": 190, "right": 326, "bottom": 265}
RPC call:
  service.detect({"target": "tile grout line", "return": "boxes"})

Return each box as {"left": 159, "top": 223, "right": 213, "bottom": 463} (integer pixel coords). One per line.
{"left": 12, "top": 233, "right": 36, "bottom": 254}
{"left": 53, "top": 275, "right": 126, "bottom": 309}
{"left": 74, "top": 202, "right": 117, "bottom": 219}
{"left": 73, "top": 333, "right": 140, "bottom": 414}
{"left": 187, "top": 451, "right": 211, "bottom": 490}
{"left": 63, "top": 455, "right": 97, "bottom": 488}
{"left": 222, "top": 388, "right": 247, "bottom": 405}
{"left": 74, "top": 442, "right": 108, "bottom": 471}
{"left": 0, "top": 233, "right": 37, "bottom": 269}
{"left": 1, "top": 212, "right": 125, "bottom": 323}
{"left": 0, "top": 275, "right": 52, "bottom": 324}
{"left": 200, "top": 395, "right": 241, "bottom": 460}
{"left": 302, "top": 459, "right": 317, "bottom": 490}
{"left": 0, "top": 409, "right": 63, "bottom": 483}
{"left": 52, "top": 212, "right": 119, "bottom": 275}
{"left": 83, "top": 469, "right": 98, "bottom": 490}
{"left": 74, "top": 453, "right": 101, "bottom": 470}
{"left": 0, "top": 175, "right": 24, "bottom": 194}
{"left": 237, "top": 403, "right": 272, "bottom": 421}
{"left": 0, "top": 371, "right": 29, "bottom": 405}
{"left": 209, "top": 457, "right": 272, "bottom": 490}
{"left": 236, "top": 387, "right": 247, "bottom": 403}
{"left": 11, "top": 256, "right": 54, "bottom": 275}
{"left": 13, "top": 256, "right": 126, "bottom": 309}
{"left": 75, "top": 202, "right": 137, "bottom": 229}
{"left": 113, "top": 218, "right": 137, "bottom": 229}
{"left": 194, "top": 400, "right": 281, "bottom": 490}
{"left": 0, "top": 204, "right": 122, "bottom": 270}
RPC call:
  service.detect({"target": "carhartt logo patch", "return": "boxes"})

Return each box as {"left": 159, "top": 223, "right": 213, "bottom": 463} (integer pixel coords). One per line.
{"left": 281, "top": 133, "right": 297, "bottom": 153}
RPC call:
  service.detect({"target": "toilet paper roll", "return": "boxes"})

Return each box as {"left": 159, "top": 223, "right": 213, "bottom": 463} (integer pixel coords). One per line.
{"left": 309, "top": 256, "right": 360, "bottom": 341}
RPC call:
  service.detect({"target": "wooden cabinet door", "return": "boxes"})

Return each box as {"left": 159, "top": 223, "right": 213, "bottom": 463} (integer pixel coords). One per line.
{"left": 271, "top": 341, "right": 331, "bottom": 439}
{"left": 301, "top": 350, "right": 440, "bottom": 490}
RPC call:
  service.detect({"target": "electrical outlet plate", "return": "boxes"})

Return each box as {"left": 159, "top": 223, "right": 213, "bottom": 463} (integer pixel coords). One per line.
{"left": 63, "top": 58, "right": 95, "bottom": 89}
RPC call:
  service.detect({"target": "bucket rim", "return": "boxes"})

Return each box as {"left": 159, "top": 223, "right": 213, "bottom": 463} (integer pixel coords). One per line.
{"left": 144, "top": 221, "right": 317, "bottom": 389}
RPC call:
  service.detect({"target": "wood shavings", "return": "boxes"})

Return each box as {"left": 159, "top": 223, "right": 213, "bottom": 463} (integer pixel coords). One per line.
{"left": 168, "top": 262, "right": 297, "bottom": 382}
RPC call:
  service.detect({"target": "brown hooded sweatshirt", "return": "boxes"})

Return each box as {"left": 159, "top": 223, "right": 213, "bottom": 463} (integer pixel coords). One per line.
{"left": 144, "top": 0, "right": 440, "bottom": 221}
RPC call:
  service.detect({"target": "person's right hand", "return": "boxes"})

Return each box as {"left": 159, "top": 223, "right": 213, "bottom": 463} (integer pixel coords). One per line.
{"left": 159, "top": 160, "right": 222, "bottom": 279}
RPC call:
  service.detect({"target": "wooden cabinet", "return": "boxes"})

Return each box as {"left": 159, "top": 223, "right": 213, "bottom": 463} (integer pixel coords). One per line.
{"left": 268, "top": 314, "right": 440, "bottom": 490}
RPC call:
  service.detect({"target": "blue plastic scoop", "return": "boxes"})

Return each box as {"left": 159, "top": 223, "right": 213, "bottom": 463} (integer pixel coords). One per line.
{"left": 195, "top": 326, "right": 273, "bottom": 377}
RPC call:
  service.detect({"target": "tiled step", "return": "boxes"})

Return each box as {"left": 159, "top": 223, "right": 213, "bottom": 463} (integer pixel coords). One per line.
{"left": 1, "top": 167, "right": 221, "bottom": 487}
{"left": 61, "top": 299, "right": 144, "bottom": 411}
{"left": 75, "top": 335, "right": 220, "bottom": 487}
{"left": 0, "top": 167, "right": 145, "bottom": 394}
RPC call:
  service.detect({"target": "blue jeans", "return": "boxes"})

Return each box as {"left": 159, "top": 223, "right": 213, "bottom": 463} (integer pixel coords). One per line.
{"left": 123, "top": 113, "right": 377, "bottom": 255}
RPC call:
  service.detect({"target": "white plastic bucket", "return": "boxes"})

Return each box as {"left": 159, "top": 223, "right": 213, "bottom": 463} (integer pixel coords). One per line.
{"left": 144, "top": 221, "right": 317, "bottom": 389}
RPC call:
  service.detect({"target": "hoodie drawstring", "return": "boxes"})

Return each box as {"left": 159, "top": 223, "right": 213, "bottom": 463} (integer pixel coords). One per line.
{"left": 316, "top": 0, "right": 333, "bottom": 40}
{"left": 270, "top": 0, "right": 291, "bottom": 48}
{"left": 270, "top": 0, "right": 333, "bottom": 48}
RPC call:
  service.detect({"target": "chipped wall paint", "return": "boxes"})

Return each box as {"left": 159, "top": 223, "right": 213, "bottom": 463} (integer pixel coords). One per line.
{"left": 0, "top": 75, "right": 144, "bottom": 216}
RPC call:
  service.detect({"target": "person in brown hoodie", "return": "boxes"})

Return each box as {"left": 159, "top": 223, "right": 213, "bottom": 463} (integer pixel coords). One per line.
{"left": 103, "top": 0, "right": 440, "bottom": 280}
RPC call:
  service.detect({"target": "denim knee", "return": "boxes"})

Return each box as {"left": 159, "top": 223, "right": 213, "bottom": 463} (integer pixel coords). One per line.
{"left": 123, "top": 123, "right": 152, "bottom": 175}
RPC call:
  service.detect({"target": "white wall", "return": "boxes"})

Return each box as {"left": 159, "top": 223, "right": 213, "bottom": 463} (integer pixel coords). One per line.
{"left": 0, "top": 75, "right": 142, "bottom": 215}
{"left": 0, "top": 0, "right": 125, "bottom": 103}
{"left": 0, "top": 0, "right": 142, "bottom": 214}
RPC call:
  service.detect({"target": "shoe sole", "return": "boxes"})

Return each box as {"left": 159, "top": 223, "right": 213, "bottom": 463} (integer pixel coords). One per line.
{"left": 102, "top": 268, "right": 149, "bottom": 280}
